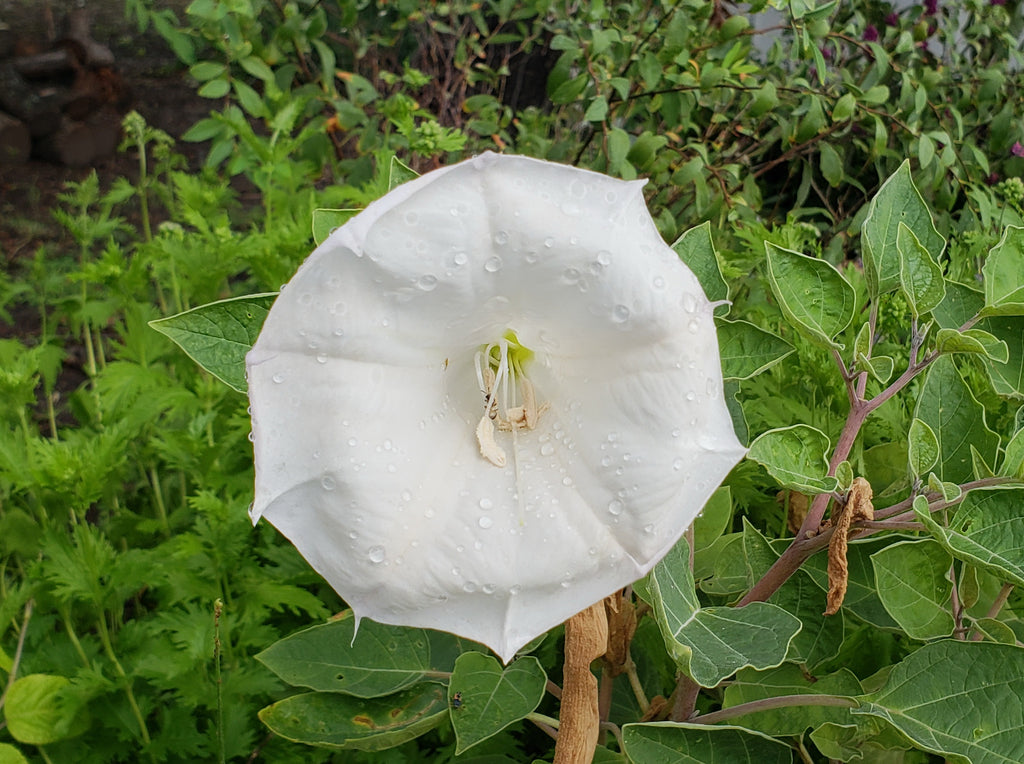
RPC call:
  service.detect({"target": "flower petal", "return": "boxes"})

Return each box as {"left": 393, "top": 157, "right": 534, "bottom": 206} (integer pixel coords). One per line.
{"left": 247, "top": 152, "right": 746, "bottom": 661}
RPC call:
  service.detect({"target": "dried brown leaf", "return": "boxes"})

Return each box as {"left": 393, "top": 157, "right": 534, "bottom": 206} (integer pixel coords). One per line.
{"left": 824, "top": 477, "right": 874, "bottom": 616}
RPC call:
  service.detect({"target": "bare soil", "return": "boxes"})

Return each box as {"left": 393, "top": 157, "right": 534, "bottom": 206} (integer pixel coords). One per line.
{"left": 0, "top": 0, "right": 205, "bottom": 261}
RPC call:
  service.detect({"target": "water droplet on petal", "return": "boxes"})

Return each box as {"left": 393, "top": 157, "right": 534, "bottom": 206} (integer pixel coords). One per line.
{"left": 682, "top": 293, "right": 697, "bottom": 313}
{"left": 316, "top": 353, "right": 328, "bottom": 364}
{"left": 368, "top": 546, "right": 385, "bottom": 564}
{"left": 247, "top": 431, "right": 255, "bottom": 442}
{"left": 494, "top": 230, "right": 510, "bottom": 245}
{"left": 673, "top": 457, "right": 684, "bottom": 471}
{"left": 272, "top": 373, "right": 284, "bottom": 384}
{"left": 686, "top": 390, "right": 696, "bottom": 401}
{"left": 653, "top": 275, "right": 665, "bottom": 289}
{"left": 612, "top": 304, "right": 630, "bottom": 323}
{"left": 509, "top": 584, "right": 521, "bottom": 595}
{"left": 484, "top": 256, "right": 502, "bottom": 273}
{"left": 321, "top": 475, "right": 336, "bottom": 491}
{"left": 540, "top": 443, "right": 555, "bottom": 456}
{"left": 478, "top": 516, "right": 493, "bottom": 529}
{"left": 544, "top": 236, "right": 555, "bottom": 248}
{"left": 688, "top": 319, "right": 700, "bottom": 334}
{"left": 404, "top": 211, "right": 418, "bottom": 225}
{"left": 597, "top": 250, "right": 611, "bottom": 266}
{"left": 608, "top": 499, "right": 624, "bottom": 516}
{"left": 462, "top": 581, "right": 478, "bottom": 593}
{"left": 417, "top": 274, "right": 438, "bottom": 291}
{"left": 482, "top": 583, "right": 496, "bottom": 594}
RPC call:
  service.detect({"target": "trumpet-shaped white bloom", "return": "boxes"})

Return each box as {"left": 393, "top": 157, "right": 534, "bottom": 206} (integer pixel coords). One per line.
{"left": 246, "top": 152, "right": 745, "bottom": 662}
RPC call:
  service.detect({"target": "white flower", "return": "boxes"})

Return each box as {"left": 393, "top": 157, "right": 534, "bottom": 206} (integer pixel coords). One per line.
{"left": 245, "top": 152, "right": 746, "bottom": 662}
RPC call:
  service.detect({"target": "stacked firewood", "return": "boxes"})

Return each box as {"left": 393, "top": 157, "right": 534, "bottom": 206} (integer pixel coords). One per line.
{"left": 0, "top": 8, "right": 130, "bottom": 166}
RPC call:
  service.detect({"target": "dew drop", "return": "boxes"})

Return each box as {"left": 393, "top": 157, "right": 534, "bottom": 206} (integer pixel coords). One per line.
{"left": 417, "top": 274, "right": 438, "bottom": 291}
{"left": 653, "top": 275, "right": 665, "bottom": 289}
{"left": 687, "top": 319, "right": 700, "bottom": 334}
{"left": 608, "top": 499, "right": 624, "bottom": 516}
{"left": 404, "top": 211, "right": 418, "bottom": 225}
{"left": 347, "top": 437, "right": 358, "bottom": 447}
{"left": 387, "top": 464, "right": 397, "bottom": 473}
{"left": 484, "top": 256, "right": 503, "bottom": 273}
{"left": 462, "top": 581, "right": 478, "bottom": 593}
{"left": 643, "top": 523, "right": 655, "bottom": 534}
{"left": 673, "top": 458, "right": 684, "bottom": 471}
{"left": 562, "top": 267, "right": 581, "bottom": 284}
{"left": 543, "top": 236, "right": 555, "bottom": 248}
{"left": 272, "top": 373, "right": 284, "bottom": 384}
{"left": 509, "top": 584, "right": 522, "bottom": 595}
{"left": 682, "top": 293, "right": 697, "bottom": 313}
{"left": 401, "top": 490, "right": 412, "bottom": 502}
{"left": 493, "top": 230, "right": 510, "bottom": 245}
{"left": 611, "top": 304, "right": 630, "bottom": 323}
{"left": 316, "top": 353, "right": 328, "bottom": 364}
{"left": 562, "top": 476, "right": 573, "bottom": 486}
{"left": 478, "top": 516, "right": 493, "bottom": 529}
{"left": 686, "top": 390, "right": 696, "bottom": 401}
{"left": 348, "top": 531, "right": 358, "bottom": 540}
{"left": 368, "top": 546, "right": 385, "bottom": 564}
{"left": 482, "top": 583, "right": 496, "bottom": 594}
{"left": 540, "top": 442, "right": 555, "bottom": 456}
{"left": 321, "top": 475, "right": 336, "bottom": 491}
{"left": 671, "top": 428, "right": 681, "bottom": 438}
{"left": 479, "top": 498, "right": 493, "bottom": 510}
{"left": 706, "top": 378, "right": 719, "bottom": 399}
{"left": 247, "top": 431, "right": 255, "bottom": 442}
{"left": 453, "top": 252, "right": 468, "bottom": 266}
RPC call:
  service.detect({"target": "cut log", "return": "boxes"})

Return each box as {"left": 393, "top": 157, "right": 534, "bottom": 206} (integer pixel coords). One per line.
{"left": 0, "top": 110, "right": 31, "bottom": 163}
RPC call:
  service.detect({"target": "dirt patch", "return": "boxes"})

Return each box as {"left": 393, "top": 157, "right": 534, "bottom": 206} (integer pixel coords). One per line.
{"left": 0, "top": 0, "right": 206, "bottom": 260}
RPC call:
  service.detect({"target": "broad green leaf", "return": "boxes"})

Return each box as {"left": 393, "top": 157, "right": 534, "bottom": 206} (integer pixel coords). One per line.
{"left": 716, "top": 320, "right": 794, "bottom": 380}
{"left": 820, "top": 142, "right": 843, "bottom": 187}
{"left": 801, "top": 536, "right": 903, "bottom": 630}
{"left": 693, "top": 486, "right": 733, "bottom": 551}
{"left": 835, "top": 460, "right": 854, "bottom": 492}
{"left": 696, "top": 533, "right": 748, "bottom": 596}
{"left": 646, "top": 538, "right": 801, "bottom": 687}
{"left": 448, "top": 653, "right": 546, "bottom": 754}
{"left": 388, "top": 156, "right": 418, "bottom": 190}
{"left": 672, "top": 222, "right": 729, "bottom": 309}
{"left": 0, "top": 744, "right": 29, "bottom": 764}
{"left": 810, "top": 719, "right": 915, "bottom": 762}
{"left": 978, "top": 316, "right": 1024, "bottom": 396}
{"left": 744, "top": 525, "right": 844, "bottom": 668}
{"left": 583, "top": 95, "right": 609, "bottom": 122}
{"left": 1001, "top": 427, "right": 1024, "bottom": 477}
{"left": 861, "top": 160, "right": 945, "bottom": 297}
{"left": 871, "top": 539, "right": 954, "bottom": 640}
{"left": 908, "top": 418, "right": 939, "bottom": 477}
{"left": 149, "top": 293, "right": 278, "bottom": 393}
{"left": 855, "top": 353, "right": 895, "bottom": 384}
{"left": 258, "top": 685, "right": 448, "bottom": 751}
{"left": 914, "top": 488, "right": 1024, "bottom": 587}
{"left": 4, "top": 675, "right": 85, "bottom": 745}
{"left": 722, "top": 664, "right": 862, "bottom": 736}
{"left": 897, "top": 222, "right": 945, "bottom": 317}
{"left": 765, "top": 242, "right": 856, "bottom": 350}
{"left": 981, "top": 226, "right": 1024, "bottom": 316}
{"left": 257, "top": 613, "right": 434, "bottom": 697}
{"left": 926, "top": 474, "right": 962, "bottom": 503}
{"left": 621, "top": 722, "right": 794, "bottom": 763}
{"left": 933, "top": 280, "right": 984, "bottom": 330}
{"left": 747, "top": 425, "right": 838, "bottom": 494}
{"left": 935, "top": 328, "right": 1009, "bottom": 363}
{"left": 312, "top": 208, "right": 358, "bottom": 246}
{"left": 913, "top": 356, "right": 1000, "bottom": 485}
{"left": 854, "top": 641, "right": 1024, "bottom": 764}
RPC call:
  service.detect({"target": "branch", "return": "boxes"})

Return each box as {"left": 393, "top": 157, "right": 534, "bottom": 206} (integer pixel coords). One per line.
{"left": 691, "top": 694, "right": 859, "bottom": 726}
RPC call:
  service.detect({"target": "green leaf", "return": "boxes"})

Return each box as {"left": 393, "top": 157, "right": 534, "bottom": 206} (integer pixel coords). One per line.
{"left": 312, "top": 208, "right": 359, "bottom": 246}
{"left": 765, "top": 242, "right": 856, "bottom": 350}
{"left": 871, "top": 539, "right": 954, "bottom": 640}
{"left": 855, "top": 352, "right": 895, "bottom": 384}
{"left": 832, "top": 92, "right": 856, "bottom": 122}
{"left": 801, "top": 537, "right": 904, "bottom": 630}
{"left": 583, "top": 95, "right": 609, "bottom": 122}
{"left": 0, "top": 744, "right": 29, "bottom": 764}
{"left": 1001, "top": 428, "right": 1024, "bottom": 478}
{"left": 388, "top": 156, "right": 418, "bottom": 190}
{"left": 722, "top": 664, "right": 862, "bottom": 736}
{"left": 4, "top": 675, "right": 85, "bottom": 745}
{"left": 914, "top": 488, "right": 1024, "bottom": 587}
{"left": 981, "top": 226, "right": 1024, "bottom": 316}
{"left": 672, "top": 222, "right": 729, "bottom": 308}
{"left": 621, "top": 722, "right": 794, "bottom": 763}
{"left": 747, "top": 424, "right": 838, "bottom": 494}
{"left": 935, "top": 328, "right": 1009, "bottom": 363}
{"left": 716, "top": 320, "right": 794, "bottom": 380}
{"left": 854, "top": 641, "right": 1024, "bottom": 764}
{"left": 908, "top": 418, "right": 939, "bottom": 477}
{"left": 743, "top": 525, "right": 844, "bottom": 668}
{"left": 256, "top": 613, "right": 433, "bottom": 698}
{"left": 646, "top": 538, "right": 801, "bottom": 687}
{"left": 693, "top": 486, "right": 733, "bottom": 551}
{"left": 810, "top": 719, "right": 916, "bottom": 761}
{"left": 978, "top": 316, "right": 1024, "bottom": 396}
{"left": 913, "top": 356, "right": 1000, "bottom": 484}
{"left": 448, "top": 653, "right": 546, "bottom": 754}
{"left": 933, "top": 280, "right": 984, "bottom": 330}
{"left": 861, "top": 160, "right": 945, "bottom": 297}
{"left": 926, "top": 474, "right": 962, "bottom": 503}
{"left": 198, "top": 77, "right": 230, "bottom": 98}
{"left": 820, "top": 142, "right": 843, "bottom": 187}
{"left": 149, "top": 293, "right": 278, "bottom": 393}
{"left": 897, "top": 222, "right": 946, "bottom": 317}
{"left": 258, "top": 685, "right": 448, "bottom": 751}
{"left": 607, "top": 128, "right": 631, "bottom": 176}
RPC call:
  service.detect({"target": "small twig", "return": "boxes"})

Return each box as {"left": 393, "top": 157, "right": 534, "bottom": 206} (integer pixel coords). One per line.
{"left": 691, "top": 694, "right": 859, "bottom": 725}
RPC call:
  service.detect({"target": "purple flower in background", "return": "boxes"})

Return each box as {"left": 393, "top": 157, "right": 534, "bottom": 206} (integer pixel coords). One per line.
{"left": 864, "top": 24, "right": 879, "bottom": 42}
{"left": 924, "top": 0, "right": 938, "bottom": 14}
{"left": 991, "top": 0, "right": 1005, "bottom": 6}
{"left": 885, "top": 12, "right": 900, "bottom": 25}
{"left": 987, "top": 173, "right": 1000, "bottom": 186}
{"left": 1012, "top": 141, "right": 1024, "bottom": 157}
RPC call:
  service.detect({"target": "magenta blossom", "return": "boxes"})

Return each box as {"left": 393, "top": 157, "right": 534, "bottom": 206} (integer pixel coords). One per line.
{"left": 885, "top": 12, "right": 899, "bottom": 25}
{"left": 864, "top": 24, "right": 879, "bottom": 42}
{"left": 924, "top": 0, "right": 938, "bottom": 14}
{"left": 1012, "top": 141, "right": 1024, "bottom": 157}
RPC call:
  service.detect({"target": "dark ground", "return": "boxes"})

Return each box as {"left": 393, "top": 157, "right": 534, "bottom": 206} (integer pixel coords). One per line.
{"left": 0, "top": 0, "right": 204, "bottom": 263}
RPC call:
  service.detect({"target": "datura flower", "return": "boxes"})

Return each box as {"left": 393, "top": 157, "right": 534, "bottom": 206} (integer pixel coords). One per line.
{"left": 246, "top": 152, "right": 745, "bottom": 662}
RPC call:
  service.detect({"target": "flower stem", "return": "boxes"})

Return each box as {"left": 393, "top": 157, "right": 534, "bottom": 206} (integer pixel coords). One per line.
{"left": 690, "top": 694, "right": 858, "bottom": 725}
{"left": 553, "top": 601, "right": 608, "bottom": 764}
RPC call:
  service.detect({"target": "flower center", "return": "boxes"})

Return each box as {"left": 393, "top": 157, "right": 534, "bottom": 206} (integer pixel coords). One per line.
{"left": 474, "top": 330, "right": 548, "bottom": 467}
